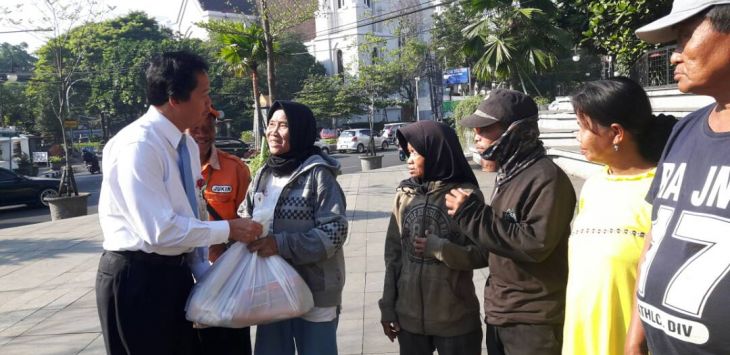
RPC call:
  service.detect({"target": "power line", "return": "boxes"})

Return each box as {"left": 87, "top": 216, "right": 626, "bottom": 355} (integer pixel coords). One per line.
{"left": 0, "top": 28, "right": 53, "bottom": 34}
{"left": 305, "top": 0, "right": 446, "bottom": 38}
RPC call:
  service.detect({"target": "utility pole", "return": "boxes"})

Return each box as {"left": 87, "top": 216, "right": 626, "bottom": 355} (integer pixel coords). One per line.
{"left": 258, "top": 0, "right": 276, "bottom": 102}
{"left": 414, "top": 76, "right": 420, "bottom": 121}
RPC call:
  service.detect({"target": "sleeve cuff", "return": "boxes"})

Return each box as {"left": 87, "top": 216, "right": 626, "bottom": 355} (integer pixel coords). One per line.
{"left": 273, "top": 233, "right": 291, "bottom": 259}
{"left": 208, "top": 220, "right": 230, "bottom": 245}
{"left": 379, "top": 305, "right": 397, "bottom": 322}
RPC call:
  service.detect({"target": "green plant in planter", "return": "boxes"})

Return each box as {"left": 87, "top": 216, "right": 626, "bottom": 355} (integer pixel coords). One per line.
{"left": 49, "top": 155, "right": 64, "bottom": 164}
{"left": 240, "top": 130, "right": 254, "bottom": 144}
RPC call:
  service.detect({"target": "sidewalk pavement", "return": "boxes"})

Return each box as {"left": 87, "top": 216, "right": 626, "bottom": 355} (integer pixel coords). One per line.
{"left": 0, "top": 162, "right": 584, "bottom": 355}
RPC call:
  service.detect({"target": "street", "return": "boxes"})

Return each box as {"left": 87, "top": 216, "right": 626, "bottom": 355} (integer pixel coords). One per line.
{"left": 0, "top": 167, "right": 103, "bottom": 229}
{"left": 0, "top": 149, "right": 404, "bottom": 229}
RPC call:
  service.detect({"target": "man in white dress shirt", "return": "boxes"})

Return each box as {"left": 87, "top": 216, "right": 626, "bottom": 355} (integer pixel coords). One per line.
{"left": 95, "top": 51, "right": 262, "bottom": 355}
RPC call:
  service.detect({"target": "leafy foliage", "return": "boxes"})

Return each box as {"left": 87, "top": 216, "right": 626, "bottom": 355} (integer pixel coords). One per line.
{"left": 574, "top": 0, "right": 672, "bottom": 73}
{"left": 463, "top": 0, "right": 570, "bottom": 94}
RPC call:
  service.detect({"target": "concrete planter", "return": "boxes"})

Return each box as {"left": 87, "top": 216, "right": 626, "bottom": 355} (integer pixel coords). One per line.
{"left": 46, "top": 192, "right": 90, "bottom": 221}
{"left": 359, "top": 155, "right": 383, "bottom": 171}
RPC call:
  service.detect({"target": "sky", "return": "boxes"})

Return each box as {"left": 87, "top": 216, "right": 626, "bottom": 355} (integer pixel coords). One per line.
{"left": 0, "top": 0, "right": 184, "bottom": 52}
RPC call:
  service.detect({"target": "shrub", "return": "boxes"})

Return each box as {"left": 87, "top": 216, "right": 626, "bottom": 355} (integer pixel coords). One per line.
{"left": 453, "top": 95, "right": 484, "bottom": 149}
{"left": 240, "top": 130, "right": 255, "bottom": 143}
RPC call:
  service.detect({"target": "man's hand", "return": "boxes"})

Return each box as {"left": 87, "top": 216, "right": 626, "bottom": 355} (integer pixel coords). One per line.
{"left": 381, "top": 321, "right": 400, "bottom": 342}
{"left": 445, "top": 188, "right": 472, "bottom": 216}
{"left": 247, "top": 236, "right": 278, "bottom": 257}
{"left": 227, "top": 218, "right": 263, "bottom": 244}
{"left": 208, "top": 243, "right": 227, "bottom": 263}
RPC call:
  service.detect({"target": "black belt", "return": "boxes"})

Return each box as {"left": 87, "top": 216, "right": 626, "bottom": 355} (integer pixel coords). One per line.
{"left": 109, "top": 250, "right": 187, "bottom": 266}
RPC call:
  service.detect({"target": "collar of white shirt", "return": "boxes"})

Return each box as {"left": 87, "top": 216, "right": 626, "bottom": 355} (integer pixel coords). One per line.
{"left": 145, "top": 106, "right": 184, "bottom": 150}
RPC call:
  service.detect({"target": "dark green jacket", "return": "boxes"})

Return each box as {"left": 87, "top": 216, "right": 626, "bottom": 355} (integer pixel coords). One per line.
{"left": 379, "top": 180, "right": 488, "bottom": 337}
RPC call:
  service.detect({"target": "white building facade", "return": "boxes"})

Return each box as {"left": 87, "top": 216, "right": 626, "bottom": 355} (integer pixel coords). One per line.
{"left": 305, "top": 0, "right": 443, "bottom": 122}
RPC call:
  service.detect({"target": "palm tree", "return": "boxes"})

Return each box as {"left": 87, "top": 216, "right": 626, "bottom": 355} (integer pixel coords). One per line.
{"left": 463, "top": 0, "right": 569, "bottom": 95}
{"left": 207, "top": 21, "right": 269, "bottom": 149}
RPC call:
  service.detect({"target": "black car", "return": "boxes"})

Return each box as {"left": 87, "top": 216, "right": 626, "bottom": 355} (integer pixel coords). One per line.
{"left": 215, "top": 138, "right": 250, "bottom": 158}
{"left": 0, "top": 167, "right": 60, "bottom": 208}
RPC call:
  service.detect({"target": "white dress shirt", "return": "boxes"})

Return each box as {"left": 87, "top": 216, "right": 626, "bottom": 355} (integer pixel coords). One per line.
{"left": 98, "top": 106, "right": 229, "bottom": 260}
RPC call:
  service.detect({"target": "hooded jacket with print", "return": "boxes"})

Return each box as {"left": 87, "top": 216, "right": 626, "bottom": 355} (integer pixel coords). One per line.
{"left": 239, "top": 153, "right": 347, "bottom": 307}
{"left": 379, "top": 180, "right": 488, "bottom": 337}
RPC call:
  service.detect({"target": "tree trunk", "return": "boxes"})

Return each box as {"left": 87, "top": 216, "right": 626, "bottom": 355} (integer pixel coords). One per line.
{"left": 258, "top": 0, "right": 276, "bottom": 102}
{"left": 251, "top": 67, "right": 264, "bottom": 150}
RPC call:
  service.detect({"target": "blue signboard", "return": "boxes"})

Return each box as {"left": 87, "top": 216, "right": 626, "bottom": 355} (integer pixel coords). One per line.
{"left": 443, "top": 67, "right": 469, "bottom": 86}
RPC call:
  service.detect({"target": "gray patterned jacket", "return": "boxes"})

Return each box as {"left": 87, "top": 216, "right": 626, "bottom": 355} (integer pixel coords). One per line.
{"left": 238, "top": 153, "right": 348, "bottom": 307}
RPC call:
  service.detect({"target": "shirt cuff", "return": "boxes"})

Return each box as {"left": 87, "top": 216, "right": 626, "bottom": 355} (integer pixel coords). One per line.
{"left": 208, "top": 220, "right": 230, "bottom": 245}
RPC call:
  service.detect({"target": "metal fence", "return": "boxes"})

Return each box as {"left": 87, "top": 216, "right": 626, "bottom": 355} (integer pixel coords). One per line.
{"left": 631, "top": 45, "right": 677, "bottom": 88}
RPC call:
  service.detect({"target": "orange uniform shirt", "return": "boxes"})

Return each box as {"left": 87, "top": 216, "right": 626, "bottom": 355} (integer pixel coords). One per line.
{"left": 201, "top": 148, "right": 251, "bottom": 220}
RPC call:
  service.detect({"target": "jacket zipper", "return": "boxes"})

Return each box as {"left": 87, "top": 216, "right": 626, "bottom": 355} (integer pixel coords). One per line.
{"left": 418, "top": 183, "right": 431, "bottom": 334}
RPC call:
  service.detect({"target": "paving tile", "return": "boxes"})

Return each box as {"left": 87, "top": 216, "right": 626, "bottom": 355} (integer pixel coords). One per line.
{"left": 339, "top": 292, "right": 364, "bottom": 321}
{"left": 363, "top": 292, "right": 383, "bottom": 320}
{"left": 366, "top": 256, "right": 385, "bottom": 272}
{"left": 77, "top": 334, "right": 105, "bottom": 355}
{"left": 364, "top": 272, "right": 385, "bottom": 293}
{"left": 25, "top": 306, "right": 100, "bottom": 335}
{"left": 337, "top": 318, "right": 363, "bottom": 355}
{"left": 362, "top": 321, "right": 398, "bottom": 354}
{"left": 345, "top": 256, "right": 367, "bottom": 274}
{"left": 0, "top": 307, "right": 59, "bottom": 337}
{"left": 343, "top": 272, "right": 365, "bottom": 293}
{"left": 0, "top": 332, "right": 98, "bottom": 355}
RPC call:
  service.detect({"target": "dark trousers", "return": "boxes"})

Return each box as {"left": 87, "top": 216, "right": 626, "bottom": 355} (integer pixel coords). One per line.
{"left": 485, "top": 323, "right": 562, "bottom": 355}
{"left": 96, "top": 251, "right": 201, "bottom": 355}
{"left": 198, "top": 326, "right": 251, "bottom": 355}
{"left": 397, "top": 327, "right": 483, "bottom": 355}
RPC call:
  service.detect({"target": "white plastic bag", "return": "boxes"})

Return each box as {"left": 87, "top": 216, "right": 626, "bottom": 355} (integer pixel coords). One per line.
{"left": 185, "top": 243, "right": 314, "bottom": 328}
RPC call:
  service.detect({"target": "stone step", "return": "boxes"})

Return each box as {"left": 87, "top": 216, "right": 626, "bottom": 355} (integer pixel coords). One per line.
{"left": 547, "top": 146, "right": 602, "bottom": 179}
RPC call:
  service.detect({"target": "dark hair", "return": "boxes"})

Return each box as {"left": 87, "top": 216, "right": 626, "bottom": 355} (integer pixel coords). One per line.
{"left": 146, "top": 51, "right": 209, "bottom": 106}
{"left": 706, "top": 4, "right": 730, "bottom": 33}
{"left": 571, "top": 77, "right": 677, "bottom": 163}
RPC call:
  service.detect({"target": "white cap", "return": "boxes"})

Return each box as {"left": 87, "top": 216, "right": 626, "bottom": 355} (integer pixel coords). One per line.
{"left": 636, "top": 0, "right": 729, "bottom": 43}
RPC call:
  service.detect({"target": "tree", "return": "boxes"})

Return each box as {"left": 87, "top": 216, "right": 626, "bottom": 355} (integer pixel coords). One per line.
{"left": 295, "top": 74, "right": 365, "bottom": 129}
{"left": 7, "top": 0, "right": 113, "bottom": 196}
{"left": 0, "top": 42, "right": 37, "bottom": 73}
{"left": 274, "top": 36, "right": 326, "bottom": 100}
{"left": 0, "top": 82, "right": 32, "bottom": 129}
{"left": 431, "top": 3, "right": 479, "bottom": 69}
{"left": 566, "top": 0, "right": 672, "bottom": 74}
{"left": 202, "top": 20, "right": 269, "bottom": 149}
{"left": 463, "top": 0, "right": 570, "bottom": 94}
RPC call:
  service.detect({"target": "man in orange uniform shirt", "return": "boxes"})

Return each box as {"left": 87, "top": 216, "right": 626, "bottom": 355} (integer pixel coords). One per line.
{"left": 190, "top": 106, "right": 252, "bottom": 355}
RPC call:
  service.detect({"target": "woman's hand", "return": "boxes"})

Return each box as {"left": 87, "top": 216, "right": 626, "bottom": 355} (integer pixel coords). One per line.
{"left": 208, "top": 243, "right": 227, "bottom": 262}
{"left": 247, "top": 235, "right": 278, "bottom": 257}
{"left": 445, "top": 188, "right": 471, "bottom": 216}
{"left": 381, "top": 321, "right": 400, "bottom": 342}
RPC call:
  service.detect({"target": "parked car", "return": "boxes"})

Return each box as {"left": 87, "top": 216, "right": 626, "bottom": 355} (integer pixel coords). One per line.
{"left": 215, "top": 137, "right": 250, "bottom": 158}
{"left": 314, "top": 139, "right": 336, "bottom": 155}
{"left": 0, "top": 167, "right": 59, "bottom": 208}
{"left": 548, "top": 96, "right": 573, "bottom": 111}
{"left": 382, "top": 122, "right": 409, "bottom": 144}
{"left": 337, "top": 129, "right": 388, "bottom": 153}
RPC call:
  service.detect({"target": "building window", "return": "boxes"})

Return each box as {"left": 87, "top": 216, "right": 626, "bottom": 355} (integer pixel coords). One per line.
{"left": 336, "top": 50, "right": 344, "bottom": 75}
{"left": 371, "top": 48, "right": 378, "bottom": 63}
{"left": 338, "top": 0, "right": 344, "bottom": 9}
{"left": 364, "top": 0, "right": 370, "bottom": 7}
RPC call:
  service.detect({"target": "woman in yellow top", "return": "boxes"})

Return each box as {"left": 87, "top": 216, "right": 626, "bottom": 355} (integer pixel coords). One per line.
{"left": 562, "top": 77, "right": 676, "bottom": 355}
